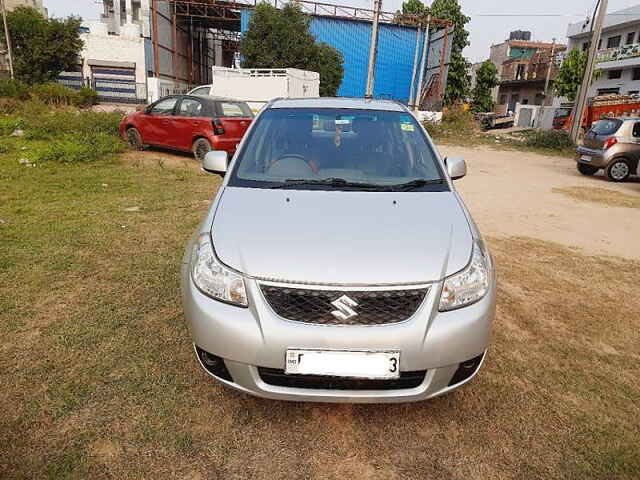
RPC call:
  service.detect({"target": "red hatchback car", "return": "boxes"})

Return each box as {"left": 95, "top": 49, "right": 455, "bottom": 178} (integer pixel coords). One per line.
{"left": 120, "top": 95, "right": 254, "bottom": 161}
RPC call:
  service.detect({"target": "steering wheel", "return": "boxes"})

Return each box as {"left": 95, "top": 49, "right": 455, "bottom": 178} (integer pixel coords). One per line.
{"left": 270, "top": 153, "right": 318, "bottom": 174}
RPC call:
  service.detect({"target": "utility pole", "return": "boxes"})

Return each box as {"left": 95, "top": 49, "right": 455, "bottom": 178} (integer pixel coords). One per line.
{"left": 543, "top": 38, "right": 556, "bottom": 101}
{"left": 0, "top": 0, "right": 14, "bottom": 80}
{"left": 571, "top": 0, "right": 608, "bottom": 142}
{"left": 414, "top": 15, "right": 431, "bottom": 110}
{"left": 365, "top": 0, "right": 382, "bottom": 99}
{"left": 408, "top": 27, "right": 421, "bottom": 109}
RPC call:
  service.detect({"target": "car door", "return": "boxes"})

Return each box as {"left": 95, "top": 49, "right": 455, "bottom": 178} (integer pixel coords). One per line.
{"left": 214, "top": 101, "right": 254, "bottom": 155}
{"left": 141, "top": 97, "right": 179, "bottom": 146}
{"left": 172, "top": 97, "right": 209, "bottom": 151}
{"left": 630, "top": 122, "right": 640, "bottom": 162}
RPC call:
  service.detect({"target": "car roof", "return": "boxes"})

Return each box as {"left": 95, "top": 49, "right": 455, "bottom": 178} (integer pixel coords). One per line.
{"left": 269, "top": 97, "right": 407, "bottom": 112}
{"left": 180, "top": 94, "right": 245, "bottom": 104}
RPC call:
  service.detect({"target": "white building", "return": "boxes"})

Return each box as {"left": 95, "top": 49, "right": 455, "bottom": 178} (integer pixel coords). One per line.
{"left": 567, "top": 5, "right": 640, "bottom": 96}
{"left": 62, "top": 0, "right": 227, "bottom": 103}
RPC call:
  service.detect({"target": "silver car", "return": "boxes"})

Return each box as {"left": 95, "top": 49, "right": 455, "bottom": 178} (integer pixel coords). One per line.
{"left": 576, "top": 117, "right": 640, "bottom": 182}
{"left": 181, "top": 98, "right": 496, "bottom": 403}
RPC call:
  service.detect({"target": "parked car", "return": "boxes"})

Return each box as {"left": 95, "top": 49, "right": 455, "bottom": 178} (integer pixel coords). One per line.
{"left": 180, "top": 97, "right": 497, "bottom": 403}
{"left": 576, "top": 117, "right": 640, "bottom": 182}
{"left": 120, "top": 95, "right": 253, "bottom": 161}
{"left": 188, "top": 85, "right": 214, "bottom": 97}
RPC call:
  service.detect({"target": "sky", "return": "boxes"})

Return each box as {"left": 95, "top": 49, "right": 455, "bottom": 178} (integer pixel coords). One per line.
{"left": 45, "top": 0, "right": 640, "bottom": 62}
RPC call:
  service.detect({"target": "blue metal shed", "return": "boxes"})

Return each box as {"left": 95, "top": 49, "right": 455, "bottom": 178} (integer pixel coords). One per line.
{"left": 240, "top": 10, "right": 431, "bottom": 104}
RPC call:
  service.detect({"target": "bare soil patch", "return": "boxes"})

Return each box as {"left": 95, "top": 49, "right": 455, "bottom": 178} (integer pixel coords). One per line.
{"left": 553, "top": 186, "right": 640, "bottom": 209}
{"left": 442, "top": 145, "right": 640, "bottom": 260}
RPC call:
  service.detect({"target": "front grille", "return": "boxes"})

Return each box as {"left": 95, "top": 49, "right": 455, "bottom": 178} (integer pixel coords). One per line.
{"left": 260, "top": 285, "right": 429, "bottom": 326}
{"left": 258, "top": 367, "right": 426, "bottom": 390}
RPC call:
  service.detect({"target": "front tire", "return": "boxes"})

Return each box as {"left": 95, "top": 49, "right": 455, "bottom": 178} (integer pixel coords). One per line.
{"left": 193, "top": 138, "right": 212, "bottom": 162}
{"left": 577, "top": 163, "right": 598, "bottom": 176}
{"left": 126, "top": 127, "right": 145, "bottom": 151}
{"left": 606, "top": 159, "right": 631, "bottom": 182}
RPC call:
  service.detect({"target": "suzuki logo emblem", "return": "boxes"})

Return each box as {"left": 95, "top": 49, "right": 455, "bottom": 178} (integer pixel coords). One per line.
{"left": 331, "top": 295, "right": 359, "bottom": 321}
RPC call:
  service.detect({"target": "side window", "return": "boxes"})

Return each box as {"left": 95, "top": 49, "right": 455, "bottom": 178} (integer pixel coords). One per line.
{"left": 149, "top": 98, "right": 178, "bottom": 116}
{"left": 219, "top": 102, "right": 245, "bottom": 117}
{"left": 633, "top": 122, "right": 640, "bottom": 138}
{"left": 178, "top": 98, "right": 204, "bottom": 117}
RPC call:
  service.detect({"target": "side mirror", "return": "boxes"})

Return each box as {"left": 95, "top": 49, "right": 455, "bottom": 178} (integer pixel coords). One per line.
{"left": 202, "top": 150, "right": 228, "bottom": 176}
{"left": 445, "top": 156, "right": 467, "bottom": 180}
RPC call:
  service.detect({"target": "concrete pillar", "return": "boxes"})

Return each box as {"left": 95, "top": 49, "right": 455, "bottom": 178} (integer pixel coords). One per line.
{"left": 125, "top": 0, "right": 133, "bottom": 24}
{"left": 113, "top": 0, "right": 121, "bottom": 34}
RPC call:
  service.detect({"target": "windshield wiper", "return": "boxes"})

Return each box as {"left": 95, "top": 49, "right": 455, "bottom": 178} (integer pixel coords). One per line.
{"left": 270, "top": 178, "right": 388, "bottom": 190}
{"left": 269, "top": 177, "right": 445, "bottom": 191}
{"left": 388, "top": 179, "right": 445, "bottom": 191}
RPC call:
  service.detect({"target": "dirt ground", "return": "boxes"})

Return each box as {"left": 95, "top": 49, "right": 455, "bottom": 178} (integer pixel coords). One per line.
{"left": 441, "top": 145, "right": 640, "bottom": 260}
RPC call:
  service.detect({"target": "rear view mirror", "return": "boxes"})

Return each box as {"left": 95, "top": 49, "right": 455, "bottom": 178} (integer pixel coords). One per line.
{"left": 445, "top": 156, "right": 467, "bottom": 180}
{"left": 203, "top": 151, "right": 228, "bottom": 176}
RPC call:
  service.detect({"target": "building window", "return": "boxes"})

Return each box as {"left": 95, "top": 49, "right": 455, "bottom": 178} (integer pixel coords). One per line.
{"left": 627, "top": 32, "right": 636, "bottom": 45}
{"left": 522, "top": 99, "right": 529, "bottom": 105}
{"left": 607, "top": 36, "right": 621, "bottom": 48}
{"left": 515, "top": 64, "right": 526, "bottom": 80}
{"left": 598, "top": 38, "right": 603, "bottom": 49}
{"left": 633, "top": 68, "right": 640, "bottom": 81}
{"left": 582, "top": 41, "right": 590, "bottom": 51}
{"left": 628, "top": 90, "right": 640, "bottom": 95}
{"left": 597, "top": 88, "right": 620, "bottom": 95}
{"left": 608, "top": 70, "right": 622, "bottom": 80}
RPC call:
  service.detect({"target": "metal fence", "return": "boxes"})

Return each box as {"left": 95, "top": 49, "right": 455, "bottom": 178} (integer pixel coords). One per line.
{"left": 56, "top": 73, "right": 148, "bottom": 105}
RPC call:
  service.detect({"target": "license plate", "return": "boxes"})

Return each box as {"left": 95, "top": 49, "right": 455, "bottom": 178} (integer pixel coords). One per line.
{"left": 580, "top": 154, "right": 592, "bottom": 162}
{"left": 285, "top": 349, "right": 400, "bottom": 379}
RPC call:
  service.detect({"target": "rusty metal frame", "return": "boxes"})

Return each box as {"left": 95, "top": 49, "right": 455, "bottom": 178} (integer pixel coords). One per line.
{"left": 150, "top": 0, "right": 452, "bottom": 90}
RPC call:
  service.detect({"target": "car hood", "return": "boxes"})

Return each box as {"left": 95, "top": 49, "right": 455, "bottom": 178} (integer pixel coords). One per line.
{"left": 211, "top": 187, "right": 473, "bottom": 285}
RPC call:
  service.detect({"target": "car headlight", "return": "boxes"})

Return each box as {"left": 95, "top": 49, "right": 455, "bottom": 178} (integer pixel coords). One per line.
{"left": 190, "top": 233, "right": 248, "bottom": 307}
{"left": 439, "top": 240, "right": 491, "bottom": 312}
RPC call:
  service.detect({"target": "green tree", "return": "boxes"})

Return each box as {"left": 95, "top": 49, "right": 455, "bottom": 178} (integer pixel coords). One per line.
{"left": 554, "top": 48, "right": 588, "bottom": 102}
{"left": 2, "top": 7, "right": 83, "bottom": 84}
{"left": 471, "top": 60, "right": 498, "bottom": 112}
{"left": 312, "top": 43, "right": 344, "bottom": 97}
{"left": 240, "top": 3, "right": 344, "bottom": 96}
{"left": 401, "top": 0, "right": 426, "bottom": 15}
{"left": 429, "top": 0, "right": 471, "bottom": 105}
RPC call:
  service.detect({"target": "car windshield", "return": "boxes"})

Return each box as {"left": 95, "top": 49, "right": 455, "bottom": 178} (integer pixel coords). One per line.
{"left": 228, "top": 108, "right": 446, "bottom": 191}
{"left": 591, "top": 119, "right": 622, "bottom": 135}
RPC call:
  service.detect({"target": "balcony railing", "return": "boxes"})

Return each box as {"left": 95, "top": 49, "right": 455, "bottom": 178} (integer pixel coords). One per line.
{"left": 597, "top": 43, "right": 640, "bottom": 63}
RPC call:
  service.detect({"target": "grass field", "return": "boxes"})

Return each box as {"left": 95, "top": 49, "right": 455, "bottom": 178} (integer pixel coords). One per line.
{"left": 1, "top": 143, "right": 639, "bottom": 479}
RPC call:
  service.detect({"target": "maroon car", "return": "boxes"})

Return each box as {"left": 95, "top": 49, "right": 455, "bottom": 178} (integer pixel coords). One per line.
{"left": 120, "top": 95, "right": 254, "bottom": 161}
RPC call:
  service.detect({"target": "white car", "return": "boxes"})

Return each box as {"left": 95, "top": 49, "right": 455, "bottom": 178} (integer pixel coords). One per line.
{"left": 188, "top": 85, "right": 214, "bottom": 97}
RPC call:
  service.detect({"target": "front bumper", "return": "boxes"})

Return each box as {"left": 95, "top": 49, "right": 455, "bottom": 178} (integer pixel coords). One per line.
{"left": 181, "top": 269, "right": 497, "bottom": 403}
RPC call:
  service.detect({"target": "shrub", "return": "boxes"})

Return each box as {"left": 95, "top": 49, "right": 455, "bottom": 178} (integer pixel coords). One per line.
{"left": 0, "top": 98, "right": 23, "bottom": 114}
{"left": 424, "top": 106, "right": 478, "bottom": 138}
{"left": 29, "top": 132, "right": 125, "bottom": 163}
{"left": 30, "top": 82, "right": 79, "bottom": 106}
{"left": 23, "top": 111, "right": 123, "bottom": 140}
{"left": 0, "top": 79, "right": 30, "bottom": 100}
{"left": 75, "top": 87, "right": 98, "bottom": 107}
{"left": 523, "top": 130, "right": 575, "bottom": 150}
